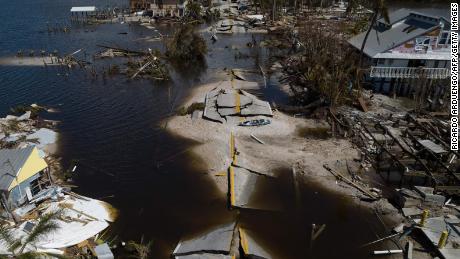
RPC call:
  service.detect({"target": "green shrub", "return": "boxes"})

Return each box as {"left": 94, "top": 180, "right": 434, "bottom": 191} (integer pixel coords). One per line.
{"left": 176, "top": 102, "right": 205, "bottom": 116}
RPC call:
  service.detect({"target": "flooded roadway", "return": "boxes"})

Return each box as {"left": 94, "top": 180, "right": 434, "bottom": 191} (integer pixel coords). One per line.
{"left": 0, "top": 0, "right": 449, "bottom": 258}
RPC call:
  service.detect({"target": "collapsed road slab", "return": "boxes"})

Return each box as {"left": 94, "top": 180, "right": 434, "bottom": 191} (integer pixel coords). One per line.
{"left": 232, "top": 155, "right": 269, "bottom": 176}
{"left": 217, "top": 91, "right": 252, "bottom": 108}
{"left": 203, "top": 86, "right": 273, "bottom": 123}
{"left": 240, "top": 90, "right": 273, "bottom": 116}
{"left": 204, "top": 91, "right": 225, "bottom": 123}
{"left": 239, "top": 228, "right": 272, "bottom": 259}
{"left": 240, "top": 102, "right": 273, "bottom": 116}
{"left": 218, "top": 107, "right": 239, "bottom": 117}
{"left": 173, "top": 222, "right": 236, "bottom": 256}
{"left": 229, "top": 166, "right": 282, "bottom": 211}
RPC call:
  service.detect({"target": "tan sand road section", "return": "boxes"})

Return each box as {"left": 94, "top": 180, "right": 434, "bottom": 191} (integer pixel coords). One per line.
{"left": 0, "top": 56, "right": 59, "bottom": 66}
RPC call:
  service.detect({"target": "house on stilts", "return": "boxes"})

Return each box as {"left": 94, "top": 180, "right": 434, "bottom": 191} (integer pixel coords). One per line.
{"left": 348, "top": 9, "right": 451, "bottom": 107}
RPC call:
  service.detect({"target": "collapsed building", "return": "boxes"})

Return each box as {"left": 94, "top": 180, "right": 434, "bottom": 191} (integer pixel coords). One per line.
{"left": 0, "top": 146, "right": 53, "bottom": 209}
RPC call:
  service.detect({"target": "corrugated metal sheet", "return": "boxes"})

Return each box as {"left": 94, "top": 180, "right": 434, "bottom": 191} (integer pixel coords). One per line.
{"left": 0, "top": 146, "right": 34, "bottom": 191}
{"left": 348, "top": 20, "right": 437, "bottom": 57}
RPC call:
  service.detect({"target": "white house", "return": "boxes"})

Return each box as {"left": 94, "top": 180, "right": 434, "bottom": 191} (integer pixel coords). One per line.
{"left": 348, "top": 9, "right": 451, "bottom": 96}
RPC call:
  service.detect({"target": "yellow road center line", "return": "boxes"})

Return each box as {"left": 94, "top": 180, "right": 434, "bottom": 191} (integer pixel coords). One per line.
{"left": 239, "top": 227, "right": 249, "bottom": 254}
{"left": 231, "top": 132, "right": 237, "bottom": 164}
{"left": 230, "top": 132, "right": 234, "bottom": 159}
{"left": 235, "top": 90, "right": 241, "bottom": 114}
{"left": 229, "top": 166, "right": 235, "bottom": 206}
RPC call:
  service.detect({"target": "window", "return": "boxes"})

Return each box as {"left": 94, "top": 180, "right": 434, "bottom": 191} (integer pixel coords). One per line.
{"left": 416, "top": 37, "right": 431, "bottom": 46}
{"left": 438, "top": 32, "right": 449, "bottom": 45}
{"left": 434, "top": 60, "right": 439, "bottom": 68}
{"left": 408, "top": 59, "right": 426, "bottom": 67}
{"left": 388, "top": 59, "right": 394, "bottom": 66}
{"left": 378, "top": 59, "right": 385, "bottom": 65}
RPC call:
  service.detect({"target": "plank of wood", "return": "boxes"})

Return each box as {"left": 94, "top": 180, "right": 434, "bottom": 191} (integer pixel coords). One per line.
{"left": 250, "top": 134, "right": 265, "bottom": 144}
{"left": 357, "top": 97, "right": 368, "bottom": 112}
{"left": 323, "top": 164, "right": 377, "bottom": 199}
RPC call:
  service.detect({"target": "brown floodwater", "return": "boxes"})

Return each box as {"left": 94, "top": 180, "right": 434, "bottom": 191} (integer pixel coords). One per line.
{"left": 238, "top": 167, "right": 390, "bottom": 259}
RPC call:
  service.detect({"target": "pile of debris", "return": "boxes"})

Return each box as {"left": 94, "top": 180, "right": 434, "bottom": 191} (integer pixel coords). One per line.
{"left": 0, "top": 188, "right": 116, "bottom": 258}
{"left": 94, "top": 45, "right": 148, "bottom": 59}
{"left": 126, "top": 55, "right": 170, "bottom": 81}
{"left": 210, "top": 14, "right": 267, "bottom": 35}
{"left": 0, "top": 106, "right": 117, "bottom": 258}
{"left": 390, "top": 185, "right": 460, "bottom": 259}
{"left": 320, "top": 94, "right": 460, "bottom": 258}
{"left": 203, "top": 86, "right": 273, "bottom": 123}
{"left": 332, "top": 107, "right": 457, "bottom": 193}
{"left": 0, "top": 105, "right": 58, "bottom": 152}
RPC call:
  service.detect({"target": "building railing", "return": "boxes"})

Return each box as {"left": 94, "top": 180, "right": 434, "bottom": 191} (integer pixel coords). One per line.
{"left": 370, "top": 66, "right": 450, "bottom": 79}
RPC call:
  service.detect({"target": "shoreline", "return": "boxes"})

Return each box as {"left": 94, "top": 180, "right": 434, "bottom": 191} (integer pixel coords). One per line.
{"left": 0, "top": 107, "right": 64, "bottom": 183}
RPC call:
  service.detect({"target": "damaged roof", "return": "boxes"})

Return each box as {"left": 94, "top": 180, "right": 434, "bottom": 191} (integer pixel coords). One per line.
{"left": 0, "top": 146, "right": 34, "bottom": 191}
{"left": 348, "top": 9, "right": 450, "bottom": 58}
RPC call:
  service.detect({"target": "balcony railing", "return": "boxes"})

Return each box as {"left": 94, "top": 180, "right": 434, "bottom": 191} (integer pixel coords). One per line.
{"left": 370, "top": 66, "right": 450, "bottom": 79}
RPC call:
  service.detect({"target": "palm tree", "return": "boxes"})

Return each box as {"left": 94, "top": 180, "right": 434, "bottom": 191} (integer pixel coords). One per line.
{"left": 358, "top": 0, "right": 389, "bottom": 69}
{"left": 346, "top": 0, "right": 358, "bottom": 14}
{"left": 353, "top": 0, "right": 388, "bottom": 96}
{"left": 0, "top": 211, "right": 66, "bottom": 259}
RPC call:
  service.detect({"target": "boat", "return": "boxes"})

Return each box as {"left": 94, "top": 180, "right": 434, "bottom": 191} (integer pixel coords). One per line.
{"left": 238, "top": 119, "right": 271, "bottom": 127}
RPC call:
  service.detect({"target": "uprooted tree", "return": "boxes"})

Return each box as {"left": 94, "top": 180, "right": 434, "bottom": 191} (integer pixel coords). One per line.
{"left": 125, "top": 237, "right": 153, "bottom": 259}
{"left": 185, "top": 0, "right": 202, "bottom": 20}
{"left": 165, "top": 25, "right": 207, "bottom": 68}
{"left": 282, "top": 24, "right": 359, "bottom": 109}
